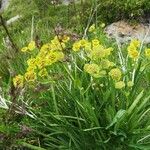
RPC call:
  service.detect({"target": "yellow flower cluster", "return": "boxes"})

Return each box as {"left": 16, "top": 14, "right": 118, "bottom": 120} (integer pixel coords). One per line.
{"left": 84, "top": 64, "right": 100, "bottom": 78}
{"left": 127, "top": 39, "right": 140, "bottom": 60}
{"left": 115, "top": 80, "right": 134, "bottom": 89}
{"left": 72, "top": 39, "right": 91, "bottom": 52}
{"left": 25, "top": 70, "right": 37, "bottom": 82}
{"left": 13, "top": 35, "right": 69, "bottom": 87}
{"left": 60, "top": 35, "right": 70, "bottom": 43}
{"left": 13, "top": 74, "right": 24, "bottom": 88}
{"left": 100, "top": 23, "right": 105, "bottom": 28}
{"left": 90, "top": 47, "right": 113, "bottom": 60}
{"left": 84, "top": 64, "right": 106, "bottom": 78}
{"left": 109, "top": 68, "right": 122, "bottom": 81}
{"left": 84, "top": 59, "right": 114, "bottom": 78}
{"left": 88, "top": 24, "right": 96, "bottom": 32}
{"left": 72, "top": 38, "right": 113, "bottom": 58}
{"left": 145, "top": 48, "right": 150, "bottom": 58}
{"left": 127, "top": 81, "right": 134, "bottom": 87}
{"left": 88, "top": 23, "right": 105, "bottom": 33}
{"left": 13, "top": 35, "right": 138, "bottom": 91}
{"left": 72, "top": 41, "right": 82, "bottom": 52}
{"left": 108, "top": 68, "right": 133, "bottom": 89}
{"left": 101, "top": 59, "right": 115, "bottom": 69}
{"left": 21, "top": 41, "right": 36, "bottom": 52}
{"left": 115, "top": 81, "right": 125, "bottom": 89}
{"left": 83, "top": 61, "right": 134, "bottom": 89}
{"left": 38, "top": 68, "right": 48, "bottom": 78}
{"left": 76, "top": 38, "right": 116, "bottom": 81}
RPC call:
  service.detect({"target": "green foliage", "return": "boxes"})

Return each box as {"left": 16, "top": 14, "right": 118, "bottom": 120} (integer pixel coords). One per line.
{"left": 0, "top": 0, "right": 150, "bottom": 149}
{"left": 94, "top": 0, "right": 150, "bottom": 23}
{"left": 1, "top": 31, "right": 150, "bottom": 149}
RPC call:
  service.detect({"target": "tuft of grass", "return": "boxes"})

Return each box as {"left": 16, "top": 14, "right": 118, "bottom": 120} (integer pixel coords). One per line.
{"left": 0, "top": 1, "right": 150, "bottom": 150}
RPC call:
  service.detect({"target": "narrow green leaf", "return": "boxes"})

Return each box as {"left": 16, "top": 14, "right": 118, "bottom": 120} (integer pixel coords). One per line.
{"left": 106, "top": 109, "right": 126, "bottom": 129}
{"left": 127, "top": 90, "right": 144, "bottom": 116}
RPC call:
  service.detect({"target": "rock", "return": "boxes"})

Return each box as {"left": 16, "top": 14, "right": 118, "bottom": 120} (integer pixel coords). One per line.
{"left": 6, "top": 15, "right": 21, "bottom": 25}
{"left": 61, "top": 0, "right": 79, "bottom": 5}
{"left": 62, "top": 0, "right": 72, "bottom": 5}
{"left": 105, "top": 21, "right": 150, "bottom": 44}
{"left": 0, "top": 0, "right": 9, "bottom": 14}
{"left": 51, "top": 0, "right": 83, "bottom": 6}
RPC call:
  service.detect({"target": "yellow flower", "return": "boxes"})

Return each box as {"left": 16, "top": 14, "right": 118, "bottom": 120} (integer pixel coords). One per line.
{"left": 36, "top": 59, "right": 47, "bottom": 69}
{"left": 89, "top": 24, "right": 96, "bottom": 32}
{"left": 72, "top": 42, "right": 81, "bottom": 52}
{"left": 25, "top": 71, "right": 37, "bottom": 82}
{"left": 60, "top": 42, "right": 66, "bottom": 50}
{"left": 92, "top": 44, "right": 104, "bottom": 51}
{"left": 13, "top": 74, "right": 24, "bottom": 88}
{"left": 130, "top": 39, "right": 141, "bottom": 48}
{"left": 105, "top": 47, "right": 113, "bottom": 57}
{"left": 109, "top": 68, "right": 122, "bottom": 81}
{"left": 99, "top": 70, "right": 106, "bottom": 77}
{"left": 115, "top": 81, "right": 125, "bottom": 89}
{"left": 53, "top": 42, "right": 65, "bottom": 51}
{"left": 127, "top": 81, "right": 134, "bottom": 87}
{"left": 92, "top": 39, "right": 100, "bottom": 47}
{"left": 84, "top": 42, "right": 92, "bottom": 51}
{"left": 79, "top": 39, "right": 88, "bottom": 47}
{"left": 101, "top": 59, "right": 114, "bottom": 69}
{"left": 36, "top": 53, "right": 54, "bottom": 69}
{"left": 127, "top": 40, "right": 140, "bottom": 60}
{"left": 27, "top": 58, "right": 37, "bottom": 67}
{"left": 127, "top": 44, "right": 136, "bottom": 52}
{"left": 84, "top": 64, "right": 100, "bottom": 78}
{"left": 40, "top": 43, "right": 51, "bottom": 52}
{"left": 28, "top": 41, "right": 36, "bottom": 51}
{"left": 27, "top": 66, "right": 36, "bottom": 72}
{"left": 128, "top": 49, "right": 139, "bottom": 59}
{"left": 21, "top": 47, "right": 28, "bottom": 52}
{"left": 38, "top": 68, "right": 48, "bottom": 78}
{"left": 51, "top": 38, "right": 65, "bottom": 50}
{"left": 55, "top": 52, "right": 65, "bottom": 61}
{"left": 145, "top": 48, "right": 150, "bottom": 57}
{"left": 100, "top": 23, "right": 105, "bottom": 28}
{"left": 90, "top": 48, "right": 106, "bottom": 60}
{"left": 62, "top": 35, "right": 70, "bottom": 43}
{"left": 53, "top": 36, "right": 59, "bottom": 41}
{"left": 46, "top": 51, "right": 61, "bottom": 65}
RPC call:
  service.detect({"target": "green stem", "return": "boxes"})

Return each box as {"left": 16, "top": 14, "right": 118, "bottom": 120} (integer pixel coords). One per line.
{"left": 18, "top": 142, "right": 46, "bottom": 150}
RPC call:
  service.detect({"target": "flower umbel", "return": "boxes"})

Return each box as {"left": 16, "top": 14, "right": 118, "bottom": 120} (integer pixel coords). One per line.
{"left": 115, "top": 81, "right": 125, "bottom": 89}
{"left": 13, "top": 74, "right": 24, "bottom": 88}
{"left": 84, "top": 64, "right": 100, "bottom": 78}
{"left": 28, "top": 41, "right": 36, "bottom": 51}
{"left": 89, "top": 24, "right": 96, "bottom": 32}
{"left": 25, "top": 71, "right": 37, "bottom": 82}
{"left": 109, "top": 68, "right": 122, "bottom": 81}
{"left": 145, "top": 48, "right": 150, "bottom": 58}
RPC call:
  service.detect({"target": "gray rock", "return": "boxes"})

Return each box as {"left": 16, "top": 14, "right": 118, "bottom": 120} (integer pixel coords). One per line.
{"left": 0, "top": 0, "right": 9, "bottom": 14}
{"left": 61, "top": 0, "right": 78, "bottom": 5}
{"left": 105, "top": 21, "right": 150, "bottom": 44}
{"left": 6, "top": 15, "right": 21, "bottom": 25}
